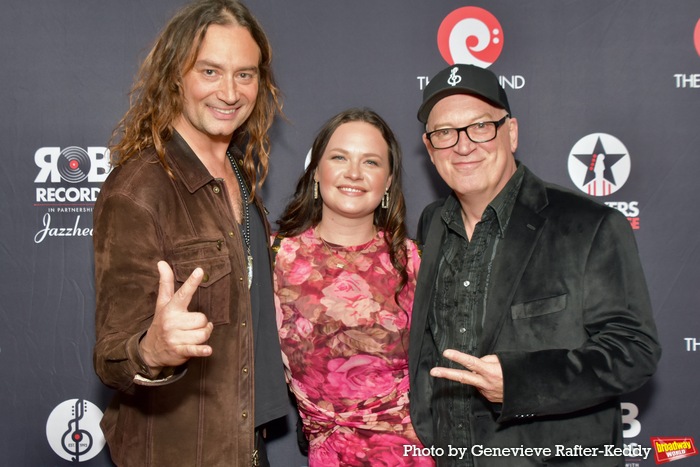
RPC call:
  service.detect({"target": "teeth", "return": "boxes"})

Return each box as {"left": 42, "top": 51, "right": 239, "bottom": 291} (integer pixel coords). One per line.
{"left": 339, "top": 187, "right": 363, "bottom": 193}
{"left": 213, "top": 108, "right": 236, "bottom": 114}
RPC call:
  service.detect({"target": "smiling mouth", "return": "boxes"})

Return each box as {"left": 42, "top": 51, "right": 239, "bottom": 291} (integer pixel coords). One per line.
{"left": 210, "top": 106, "right": 238, "bottom": 116}
{"left": 338, "top": 186, "right": 365, "bottom": 194}
{"left": 453, "top": 159, "right": 483, "bottom": 168}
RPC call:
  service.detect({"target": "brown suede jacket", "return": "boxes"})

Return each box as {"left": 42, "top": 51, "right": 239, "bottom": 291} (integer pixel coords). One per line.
{"left": 93, "top": 133, "right": 278, "bottom": 466}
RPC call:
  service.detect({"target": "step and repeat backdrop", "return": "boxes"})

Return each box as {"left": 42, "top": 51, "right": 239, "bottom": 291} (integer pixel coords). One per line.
{"left": 1, "top": 1, "right": 699, "bottom": 465}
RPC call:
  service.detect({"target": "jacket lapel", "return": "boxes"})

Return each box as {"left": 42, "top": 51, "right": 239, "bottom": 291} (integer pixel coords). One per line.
{"left": 409, "top": 205, "right": 445, "bottom": 375}
{"left": 478, "top": 168, "right": 548, "bottom": 355}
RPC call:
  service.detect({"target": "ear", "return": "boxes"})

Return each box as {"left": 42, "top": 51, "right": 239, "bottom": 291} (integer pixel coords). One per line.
{"left": 508, "top": 117, "right": 519, "bottom": 153}
{"left": 385, "top": 174, "right": 392, "bottom": 191}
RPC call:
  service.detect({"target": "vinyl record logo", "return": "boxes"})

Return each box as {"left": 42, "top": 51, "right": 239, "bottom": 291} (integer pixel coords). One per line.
{"left": 437, "top": 7, "right": 504, "bottom": 68}
{"left": 46, "top": 399, "right": 105, "bottom": 462}
{"left": 567, "top": 133, "right": 631, "bottom": 197}
{"left": 57, "top": 146, "right": 91, "bottom": 183}
{"left": 694, "top": 18, "right": 700, "bottom": 57}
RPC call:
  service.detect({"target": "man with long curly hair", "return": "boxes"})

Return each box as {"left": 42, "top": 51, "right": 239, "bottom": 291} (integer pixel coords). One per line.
{"left": 93, "top": 1, "right": 287, "bottom": 465}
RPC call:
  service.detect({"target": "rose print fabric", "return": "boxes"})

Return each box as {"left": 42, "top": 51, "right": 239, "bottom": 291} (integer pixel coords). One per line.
{"left": 274, "top": 227, "right": 434, "bottom": 466}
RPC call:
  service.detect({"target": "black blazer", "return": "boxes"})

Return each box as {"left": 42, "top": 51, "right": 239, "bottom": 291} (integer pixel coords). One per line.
{"left": 408, "top": 166, "right": 661, "bottom": 466}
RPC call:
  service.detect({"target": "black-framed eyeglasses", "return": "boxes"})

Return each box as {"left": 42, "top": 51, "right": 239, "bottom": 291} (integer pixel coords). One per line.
{"left": 426, "top": 114, "right": 510, "bottom": 149}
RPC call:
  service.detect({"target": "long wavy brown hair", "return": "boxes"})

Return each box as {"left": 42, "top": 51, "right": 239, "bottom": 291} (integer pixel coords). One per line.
{"left": 277, "top": 108, "right": 411, "bottom": 301}
{"left": 109, "top": 0, "right": 281, "bottom": 199}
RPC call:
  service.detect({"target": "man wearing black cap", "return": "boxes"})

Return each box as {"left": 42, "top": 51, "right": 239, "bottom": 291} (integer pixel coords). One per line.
{"left": 408, "top": 64, "right": 661, "bottom": 466}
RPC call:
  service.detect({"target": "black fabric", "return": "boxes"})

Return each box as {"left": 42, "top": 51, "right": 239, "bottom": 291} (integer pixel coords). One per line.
{"left": 245, "top": 174, "right": 289, "bottom": 427}
{"left": 408, "top": 164, "right": 661, "bottom": 466}
{"left": 255, "top": 429, "right": 270, "bottom": 467}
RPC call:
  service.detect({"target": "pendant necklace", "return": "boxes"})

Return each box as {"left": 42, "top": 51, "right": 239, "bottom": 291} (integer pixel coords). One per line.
{"left": 226, "top": 151, "right": 253, "bottom": 289}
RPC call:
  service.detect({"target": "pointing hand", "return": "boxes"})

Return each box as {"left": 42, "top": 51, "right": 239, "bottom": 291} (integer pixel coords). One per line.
{"left": 139, "top": 261, "right": 214, "bottom": 372}
{"left": 431, "top": 350, "right": 504, "bottom": 403}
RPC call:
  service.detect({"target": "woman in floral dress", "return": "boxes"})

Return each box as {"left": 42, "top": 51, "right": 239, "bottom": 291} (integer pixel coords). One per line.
{"left": 273, "top": 108, "right": 434, "bottom": 466}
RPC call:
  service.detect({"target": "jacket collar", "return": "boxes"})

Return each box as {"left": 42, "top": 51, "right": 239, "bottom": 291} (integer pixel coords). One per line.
{"left": 166, "top": 131, "right": 245, "bottom": 194}
{"left": 515, "top": 164, "right": 549, "bottom": 214}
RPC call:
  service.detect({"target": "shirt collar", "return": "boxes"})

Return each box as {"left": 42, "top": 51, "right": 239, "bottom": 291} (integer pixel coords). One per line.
{"left": 165, "top": 131, "right": 244, "bottom": 194}
{"left": 489, "top": 162, "right": 524, "bottom": 236}
{"left": 441, "top": 161, "right": 525, "bottom": 237}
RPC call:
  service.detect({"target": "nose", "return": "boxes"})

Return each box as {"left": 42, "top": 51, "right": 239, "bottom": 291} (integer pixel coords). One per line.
{"left": 345, "top": 159, "right": 362, "bottom": 179}
{"left": 218, "top": 75, "right": 239, "bottom": 104}
{"left": 454, "top": 128, "right": 475, "bottom": 154}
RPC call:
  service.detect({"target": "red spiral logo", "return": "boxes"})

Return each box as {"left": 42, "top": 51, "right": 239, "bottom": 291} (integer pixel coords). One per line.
{"left": 437, "top": 7, "right": 504, "bottom": 68}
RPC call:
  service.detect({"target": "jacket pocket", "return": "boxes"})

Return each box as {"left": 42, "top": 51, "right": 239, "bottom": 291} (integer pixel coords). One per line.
{"left": 170, "top": 239, "right": 231, "bottom": 325}
{"left": 511, "top": 294, "right": 567, "bottom": 320}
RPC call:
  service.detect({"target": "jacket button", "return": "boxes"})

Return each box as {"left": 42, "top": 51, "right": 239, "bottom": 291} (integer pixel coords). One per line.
{"left": 212, "top": 186, "right": 221, "bottom": 194}
{"left": 202, "top": 272, "right": 209, "bottom": 283}
{"left": 241, "top": 321, "right": 247, "bottom": 327}
{"left": 241, "top": 411, "right": 248, "bottom": 419}
{"left": 242, "top": 367, "right": 249, "bottom": 374}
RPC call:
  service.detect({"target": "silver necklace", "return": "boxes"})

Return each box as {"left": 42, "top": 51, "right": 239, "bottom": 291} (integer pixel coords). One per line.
{"left": 226, "top": 151, "right": 253, "bottom": 289}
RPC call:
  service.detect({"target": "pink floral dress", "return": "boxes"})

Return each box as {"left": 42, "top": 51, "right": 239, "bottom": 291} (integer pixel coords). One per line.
{"left": 273, "top": 227, "right": 434, "bottom": 466}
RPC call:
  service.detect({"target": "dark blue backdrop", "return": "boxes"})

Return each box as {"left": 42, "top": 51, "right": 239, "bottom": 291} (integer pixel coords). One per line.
{"left": 1, "top": 1, "right": 698, "bottom": 465}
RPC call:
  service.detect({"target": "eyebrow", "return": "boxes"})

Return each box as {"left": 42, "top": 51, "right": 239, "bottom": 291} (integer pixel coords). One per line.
{"left": 193, "top": 60, "right": 259, "bottom": 73}
{"left": 326, "top": 147, "right": 385, "bottom": 159}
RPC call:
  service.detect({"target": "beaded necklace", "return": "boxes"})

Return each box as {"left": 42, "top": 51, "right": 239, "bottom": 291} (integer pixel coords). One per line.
{"left": 226, "top": 151, "right": 253, "bottom": 288}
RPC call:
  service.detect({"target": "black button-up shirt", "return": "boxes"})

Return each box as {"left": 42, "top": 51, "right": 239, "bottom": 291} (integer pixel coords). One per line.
{"left": 429, "top": 165, "right": 524, "bottom": 466}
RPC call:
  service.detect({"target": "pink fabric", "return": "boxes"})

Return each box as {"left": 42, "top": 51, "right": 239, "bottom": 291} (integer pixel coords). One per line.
{"left": 274, "top": 228, "right": 434, "bottom": 466}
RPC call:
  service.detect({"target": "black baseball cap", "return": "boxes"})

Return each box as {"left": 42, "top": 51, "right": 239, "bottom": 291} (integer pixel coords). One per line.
{"left": 417, "top": 64, "right": 511, "bottom": 124}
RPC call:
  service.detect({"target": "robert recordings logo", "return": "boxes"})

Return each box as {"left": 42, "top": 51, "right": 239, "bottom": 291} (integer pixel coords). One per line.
{"left": 437, "top": 7, "right": 504, "bottom": 68}
{"left": 46, "top": 399, "right": 106, "bottom": 462}
{"left": 33, "top": 146, "right": 111, "bottom": 243}
{"left": 34, "top": 146, "right": 110, "bottom": 203}
{"left": 35, "top": 146, "right": 110, "bottom": 185}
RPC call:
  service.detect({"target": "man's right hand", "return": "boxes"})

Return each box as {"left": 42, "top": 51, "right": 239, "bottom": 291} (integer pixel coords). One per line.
{"left": 139, "top": 261, "right": 214, "bottom": 373}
